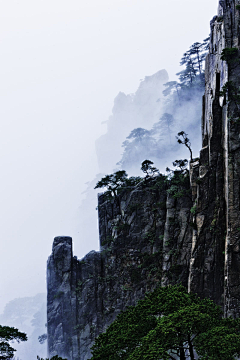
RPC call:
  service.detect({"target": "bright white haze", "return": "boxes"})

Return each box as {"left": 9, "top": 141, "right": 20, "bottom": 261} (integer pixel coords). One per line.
{"left": 0, "top": 0, "right": 217, "bottom": 312}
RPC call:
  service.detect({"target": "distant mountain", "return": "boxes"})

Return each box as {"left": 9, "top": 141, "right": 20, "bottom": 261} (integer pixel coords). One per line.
{"left": 95, "top": 69, "right": 169, "bottom": 174}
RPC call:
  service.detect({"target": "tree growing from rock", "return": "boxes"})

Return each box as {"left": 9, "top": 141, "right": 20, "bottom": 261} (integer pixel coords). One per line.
{"left": 176, "top": 131, "right": 193, "bottom": 161}
{"left": 94, "top": 170, "right": 128, "bottom": 197}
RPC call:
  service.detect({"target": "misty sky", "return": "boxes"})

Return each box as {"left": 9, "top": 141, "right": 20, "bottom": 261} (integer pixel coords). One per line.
{"left": 0, "top": 0, "right": 218, "bottom": 312}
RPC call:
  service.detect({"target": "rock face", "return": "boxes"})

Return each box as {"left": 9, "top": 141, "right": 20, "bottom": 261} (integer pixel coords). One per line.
{"left": 47, "top": 0, "right": 240, "bottom": 358}
{"left": 188, "top": 0, "right": 240, "bottom": 318}
{"left": 47, "top": 177, "right": 193, "bottom": 359}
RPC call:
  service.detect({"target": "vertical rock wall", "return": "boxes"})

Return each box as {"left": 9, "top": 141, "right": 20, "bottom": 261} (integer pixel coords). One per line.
{"left": 222, "top": 0, "right": 240, "bottom": 318}
{"left": 47, "top": 1, "right": 240, "bottom": 358}
{"left": 188, "top": 0, "right": 240, "bottom": 318}
{"left": 188, "top": 9, "right": 228, "bottom": 306}
{"left": 47, "top": 178, "right": 192, "bottom": 360}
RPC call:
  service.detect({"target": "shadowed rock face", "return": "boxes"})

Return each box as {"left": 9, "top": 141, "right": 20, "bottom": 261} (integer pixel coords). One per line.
{"left": 188, "top": 0, "right": 240, "bottom": 318}
{"left": 47, "top": 178, "right": 193, "bottom": 360}
{"left": 47, "top": 1, "right": 240, "bottom": 358}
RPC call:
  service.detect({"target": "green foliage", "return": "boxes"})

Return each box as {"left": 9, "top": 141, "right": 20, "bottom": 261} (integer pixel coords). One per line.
{"left": 95, "top": 171, "right": 142, "bottom": 199}
{"left": 0, "top": 325, "right": 27, "bottom": 359}
{"left": 90, "top": 285, "right": 240, "bottom": 360}
{"left": 219, "top": 81, "right": 235, "bottom": 97}
{"left": 124, "top": 176, "right": 142, "bottom": 187}
{"left": 220, "top": 48, "right": 238, "bottom": 63}
{"left": 95, "top": 170, "right": 128, "bottom": 198}
{"left": 219, "top": 81, "right": 240, "bottom": 115}
{"left": 101, "top": 235, "right": 114, "bottom": 246}
{"left": 167, "top": 184, "right": 179, "bottom": 196}
{"left": 236, "top": 4, "right": 240, "bottom": 10}
{"left": 166, "top": 159, "right": 190, "bottom": 199}
{"left": 195, "top": 318, "right": 240, "bottom": 360}
{"left": 143, "top": 229, "right": 157, "bottom": 245}
{"left": 190, "top": 205, "right": 197, "bottom": 215}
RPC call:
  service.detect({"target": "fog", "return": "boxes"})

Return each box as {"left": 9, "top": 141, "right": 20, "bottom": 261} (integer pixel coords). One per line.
{"left": 0, "top": 0, "right": 217, "bottom": 356}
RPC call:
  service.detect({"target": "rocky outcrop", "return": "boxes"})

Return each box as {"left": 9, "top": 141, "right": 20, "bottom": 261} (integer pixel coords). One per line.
{"left": 188, "top": 0, "right": 240, "bottom": 318}
{"left": 47, "top": 177, "right": 192, "bottom": 359}
{"left": 47, "top": 0, "right": 240, "bottom": 358}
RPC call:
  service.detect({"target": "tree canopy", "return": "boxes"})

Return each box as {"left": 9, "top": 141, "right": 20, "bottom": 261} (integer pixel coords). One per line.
{"left": 94, "top": 170, "right": 128, "bottom": 197}
{"left": 163, "top": 37, "right": 209, "bottom": 99}
{"left": 89, "top": 285, "right": 240, "bottom": 360}
{"left": 141, "top": 160, "right": 159, "bottom": 178}
{"left": 0, "top": 325, "right": 27, "bottom": 360}
{"left": 94, "top": 170, "right": 142, "bottom": 198}
{"left": 176, "top": 131, "right": 193, "bottom": 161}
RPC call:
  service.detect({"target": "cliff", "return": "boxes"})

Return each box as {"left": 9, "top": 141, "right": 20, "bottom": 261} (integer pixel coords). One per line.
{"left": 188, "top": 0, "right": 240, "bottom": 318}
{"left": 47, "top": 0, "right": 240, "bottom": 358}
{"left": 47, "top": 176, "right": 192, "bottom": 359}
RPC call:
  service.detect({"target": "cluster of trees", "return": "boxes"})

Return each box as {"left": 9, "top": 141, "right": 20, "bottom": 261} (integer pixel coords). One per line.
{"left": 117, "top": 38, "right": 208, "bottom": 171}
{"left": 117, "top": 113, "right": 175, "bottom": 170}
{"left": 5, "top": 285, "right": 240, "bottom": 360}
{"left": 90, "top": 285, "right": 240, "bottom": 360}
{"left": 96, "top": 130, "right": 193, "bottom": 199}
{"left": 5, "top": 286, "right": 240, "bottom": 360}
{"left": 0, "top": 38, "right": 211, "bottom": 360}
{"left": 164, "top": 38, "right": 209, "bottom": 97}
{"left": 94, "top": 160, "right": 159, "bottom": 198}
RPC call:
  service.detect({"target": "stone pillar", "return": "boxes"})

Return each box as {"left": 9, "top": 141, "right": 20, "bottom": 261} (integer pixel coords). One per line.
{"left": 47, "top": 236, "right": 76, "bottom": 359}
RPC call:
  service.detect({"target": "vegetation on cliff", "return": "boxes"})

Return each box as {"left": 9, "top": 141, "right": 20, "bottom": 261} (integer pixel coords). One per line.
{"left": 117, "top": 38, "right": 208, "bottom": 171}
{"left": 90, "top": 286, "right": 240, "bottom": 360}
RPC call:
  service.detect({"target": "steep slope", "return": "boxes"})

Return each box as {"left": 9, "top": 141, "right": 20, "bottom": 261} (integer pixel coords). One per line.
{"left": 47, "top": 176, "right": 192, "bottom": 359}
{"left": 188, "top": 0, "right": 240, "bottom": 318}
{"left": 47, "top": 0, "right": 240, "bottom": 358}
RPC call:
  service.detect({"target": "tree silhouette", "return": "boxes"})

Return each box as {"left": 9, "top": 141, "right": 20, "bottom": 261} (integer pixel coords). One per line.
{"left": 0, "top": 325, "right": 27, "bottom": 359}
{"left": 176, "top": 131, "right": 193, "bottom": 161}
{"left": 141, "top": 160, "right": 159, "bottom": 178}
{"left": 94, "top": 170, "right": 128, "bottom": 197}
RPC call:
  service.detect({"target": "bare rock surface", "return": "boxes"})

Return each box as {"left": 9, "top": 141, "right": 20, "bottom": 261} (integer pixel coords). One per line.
{"left": 47, "top": 179, "right": 192, "bottom": 359}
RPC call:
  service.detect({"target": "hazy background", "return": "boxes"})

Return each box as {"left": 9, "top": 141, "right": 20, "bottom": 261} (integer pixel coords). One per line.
{"left": 0, "top": 0, "right": 217, "bottom": 317}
